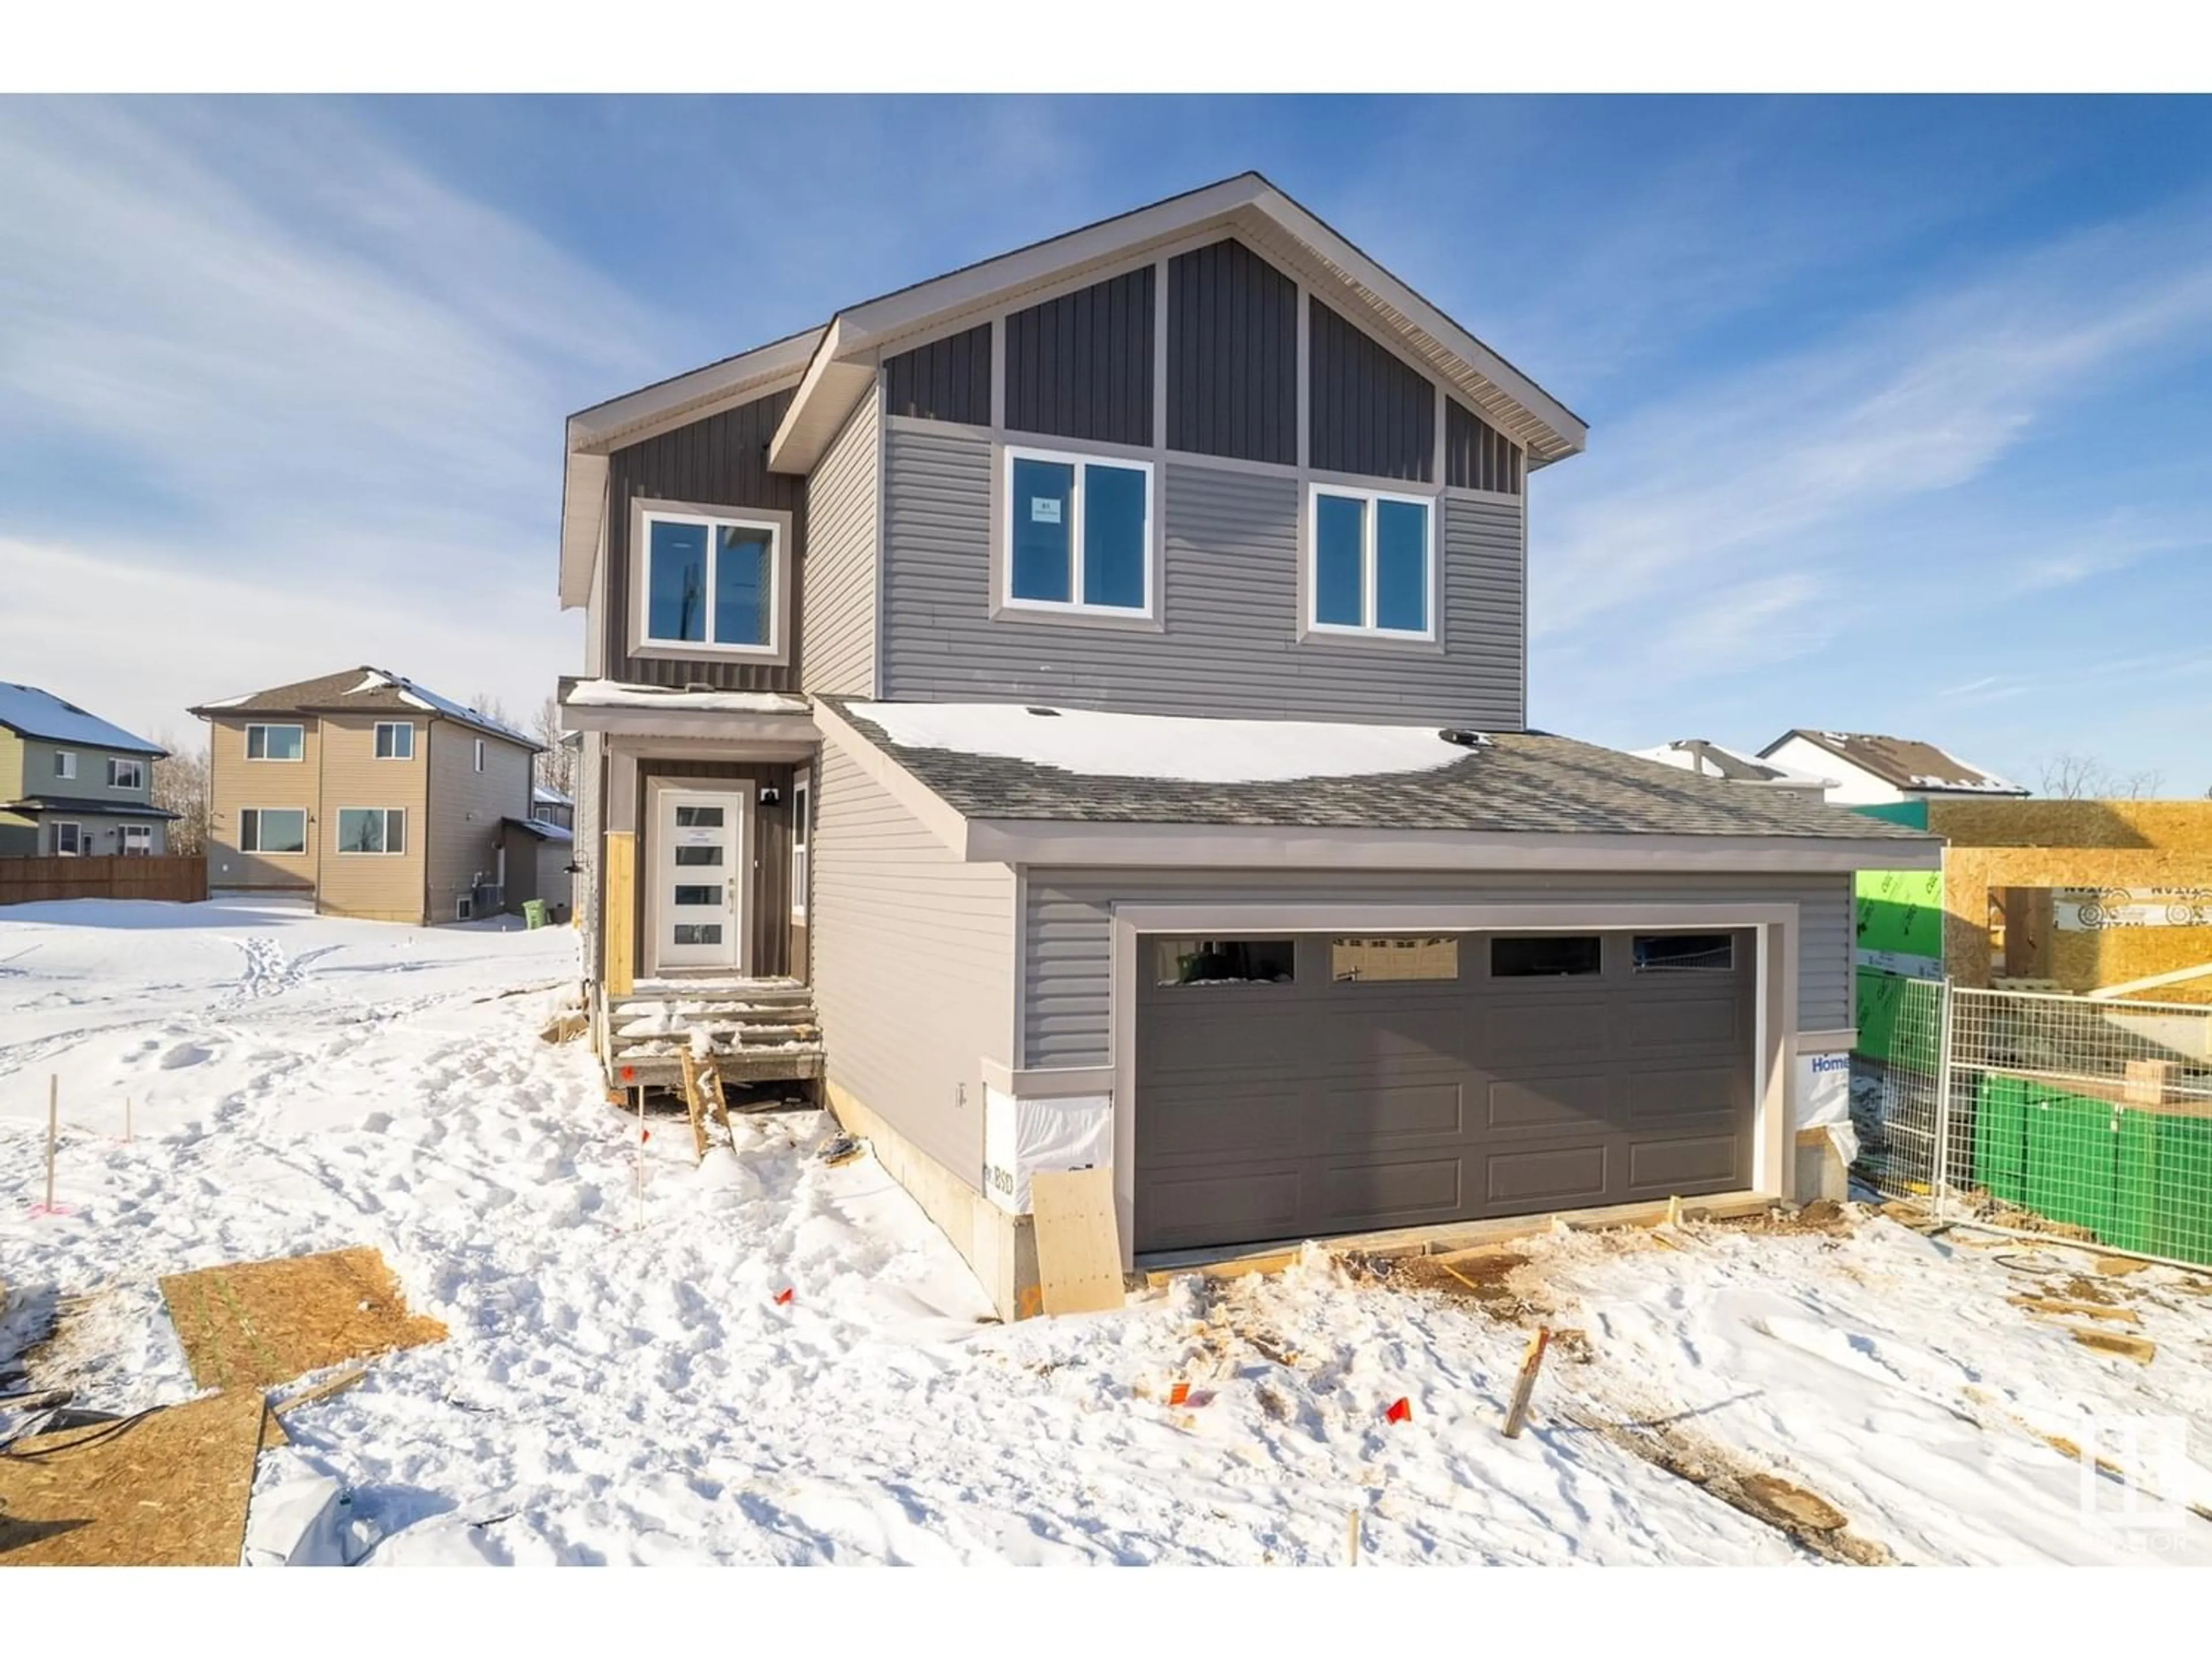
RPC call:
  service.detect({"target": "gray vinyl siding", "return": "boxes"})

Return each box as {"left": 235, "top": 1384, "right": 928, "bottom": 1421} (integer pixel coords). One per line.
{"left": 1166, "top": 238, "right": 1297, "bottom": 465}
{"left": 879, "top": 424, "right": 1525, "bottom": 727}
{"left": 801, "top": 385, "right": 880, "bottom": 697}
{"left": 812, "top": 741, "right": 1017, "bottom": 1191}
{"left": 1021, "top": 868, "right": 1856, "bottom": 1069}
{"left": 17, "top": 738, "right": 157, "bottom": 808}
{"left": 1308, "top": 297, "right": 1434, "bottom": 483}
{"left": 1446, "top": 398, "right": 1524, "bottom": 495}
{"left": 1003, "top": 267, "right": 1155, "bottom": 448}
{"left": 885, "top": 324, "right": 992, "bottom": 426}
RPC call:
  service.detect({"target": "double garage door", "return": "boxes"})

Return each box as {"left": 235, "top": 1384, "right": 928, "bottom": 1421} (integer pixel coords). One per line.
{"left": 1133, "top": 929, "right": 1757, "bottom": 1254}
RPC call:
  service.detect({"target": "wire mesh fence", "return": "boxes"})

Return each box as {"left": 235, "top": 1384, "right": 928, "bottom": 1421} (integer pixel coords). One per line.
{"left": 1857, "top": 981, "right": 2212, "bottom": 1268}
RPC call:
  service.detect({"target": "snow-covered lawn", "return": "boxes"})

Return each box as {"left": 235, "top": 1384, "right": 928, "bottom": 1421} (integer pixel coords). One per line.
{"left": 4, "top": 898, "right": 2211, "bottom": 1565}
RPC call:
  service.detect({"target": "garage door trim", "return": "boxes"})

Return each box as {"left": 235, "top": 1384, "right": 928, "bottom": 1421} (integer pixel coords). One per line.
{"left": 1105, "top": 899, "right": 1800, "bottom": 1268}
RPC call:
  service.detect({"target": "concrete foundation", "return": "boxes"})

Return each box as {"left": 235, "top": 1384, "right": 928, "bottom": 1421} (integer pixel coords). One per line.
{"left": 825, "top": 1078, "right": 1041, "bottom": 1321}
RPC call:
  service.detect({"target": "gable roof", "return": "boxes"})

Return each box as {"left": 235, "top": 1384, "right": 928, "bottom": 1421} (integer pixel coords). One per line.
{"left": 1628, "top": 738, "right": 1836, "bottom": 791}
{"left": 0, "top": 682, "right": 165, "bottom": 756}
{"left": 1762, "top": 729, "right": 2026, "bottom": 796}
{"left": 556, "top": 172, "right": 1587, "bottom": 607}
{"left": 189, "top": 668, "right": 540, "bottom": 751}
{"left": 823, "top": 699, "right": 1936, "bottom": 848}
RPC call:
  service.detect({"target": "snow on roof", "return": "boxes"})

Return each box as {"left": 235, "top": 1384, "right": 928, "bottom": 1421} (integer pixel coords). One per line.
{"left": 532, "top": 783, "right": 573, "bottom": 806}
{"left": 1629, "top": 740, "right": 1835, "bottom": 791}
{"left": 563, "top": 680, "right": 812, "bottom": 717}
{"left": 350, "top": 669, "right": 536, "bottom": 747}
{"left": 847, "top": 702, "right": 1478, "bottom": 785}
{"left": 1776, "top": 729, "right": 2025, "bottom": 794}
{"left": 0, "top": 682, "right": 165, "bottom": 755}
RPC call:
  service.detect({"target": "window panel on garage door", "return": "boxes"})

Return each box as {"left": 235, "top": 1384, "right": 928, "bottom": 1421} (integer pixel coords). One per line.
{"left": 1132, "top": 930, "right": 1755, "bottom": 1253}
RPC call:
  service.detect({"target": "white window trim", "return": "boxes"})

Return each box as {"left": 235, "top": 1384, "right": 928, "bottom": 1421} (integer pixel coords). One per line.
{"left": 52, "top": 820, "right": 82, "bottom": 857}
{"left": 54, "top": 751, "right": 77, "bottom": 781}
{"left": 474, "top": 737, "right": 485, "bottom": 773}
{"left": 120, "top": 824, "right": 154, "bottom": 856}
{"left": 240, "top": 807, "right": 309, "bottom": 857}
{"left": 790, "top": 780, "right": 810, "bottom": 924}
{"left": 1000, "top": 444, "right": 1156, "bottom": 620}
{"left": 107, "top": 756, "right": 146, "bottom": 790}
{"left": 1304, "top": 482, "right": 1438, "bottom": 642}
{"left": 373, "top": 721, "right": 415, "bottom": 760}
{"left": 245, "top": 723, "right": 306, "bottom": 762}
{"left": 631, "top": 502, "right": 789, "bottom": 662}
{"left": 335, "top": 807, "right": 408, "bottom": 857}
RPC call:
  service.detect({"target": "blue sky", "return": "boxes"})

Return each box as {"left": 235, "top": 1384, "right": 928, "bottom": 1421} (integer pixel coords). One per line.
{"left": 2, "top": 95, "right": 2207, "bottom": 788}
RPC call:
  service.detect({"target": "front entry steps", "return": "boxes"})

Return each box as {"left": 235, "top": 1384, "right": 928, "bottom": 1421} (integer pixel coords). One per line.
{"left": 603, "top": 977, "right": 825, "bottom": 1090}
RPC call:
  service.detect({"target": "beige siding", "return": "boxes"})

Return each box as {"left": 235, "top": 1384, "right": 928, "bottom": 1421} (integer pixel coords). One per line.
{"left": 812, "top": 738, "right": 1016, "bottom": 1190}
{"left": 205, "top": 715, "right": 324, "bottom": 892}
{"left": 425, "top": 723, "right": 534, "bottom": 923}
{"left": 800, "top": 380, "right": 881, "bottom": 696}
{"left": 318, "top": 714, "right": 430, "bottom": 922}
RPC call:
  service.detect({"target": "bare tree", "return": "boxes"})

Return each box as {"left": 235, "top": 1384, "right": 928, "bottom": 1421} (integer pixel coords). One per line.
{"left": 151, "top": 730, "right": 209, "bottom": 856}
{"left": 531, "top": 693, "right": 576, "bottom": 799}
{"left": 2037, "top": 751, "right": 2166, "bottom": 800}
{"left": 470, "top": 692, "right": 514, "bottom": 730}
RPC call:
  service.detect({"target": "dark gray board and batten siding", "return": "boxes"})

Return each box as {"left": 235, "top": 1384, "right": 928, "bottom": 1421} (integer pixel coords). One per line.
{"left": 1166, "top": 238, "right": 1298, "bottom": 467}
{"left": 800, "top": 387, "right": 881, "bottom": 698}
{"left": 1307, "top": 297, "right": 1434, "bottom": 483}
{"left": 1445, "top": 399, "right": 1524, "bottom": 495}
{"left": 602, "top": 391, "right": 806, "bottom": 691}
{"left": 1021, "top": 869, "right": 1855, "bottom": 1070}
{"left": 1003, "top": 267, "right": 1155, "bottom": 448}
{"left": 878, "top": 423, "right": 1525, "bottom": 726}
{"left": 885, "top": 324, "right": 992, "bottom": 426}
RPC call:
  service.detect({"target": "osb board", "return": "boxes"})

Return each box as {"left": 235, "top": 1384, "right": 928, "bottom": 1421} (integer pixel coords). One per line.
{"left": 1030, "top": 1168, "right": 1124, "bottom": 1316}
{"left": 0, "top": 1389, "right": 267, "bottom": 1566}
{"left": 1944, "top": 846, "right": 2212, "bottom": 993}
{"left": 159, "top": 1246, "right": 446, "bottom": 1392}
{"left": 1928, "top": 798, "right": 2212, "bottom": 852}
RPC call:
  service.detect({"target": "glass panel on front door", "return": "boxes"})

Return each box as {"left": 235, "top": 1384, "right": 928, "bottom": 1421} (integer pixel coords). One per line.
{"left": 656, "top": 789, "right": 744, "bottom": 971}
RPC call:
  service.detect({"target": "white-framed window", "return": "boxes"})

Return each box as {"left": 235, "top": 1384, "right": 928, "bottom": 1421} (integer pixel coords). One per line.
{"left": 107, "top": 756, "right": 146, "bottom": 790}
{"left": 336, "top": 808, "right": 406, "bottom": 856}
{"left": 638, "top": 507, "right": 782, "bottom": 656}
{"left": 52, "top": 821, "right": 82, "bottom": 857}
{"left": 374, "top": 722, "right": 415, "bottom": 760}
{"left": 246, "top": 723, "right": 305, "bottom": 762}
{"left": 790, "top": 779, "right": 810, "bottom": 924}
{"left": 1002, "top": 445, "right": 1153, "bottom": 617}
{"left": 1306, "top": 483, "right": 1435, "bottom": 640}
{"left": 120, "top": 824, "right": 154, "bottom": 857}
{"left": 240, "top": 808, "right": 307, "bottom": 855}
{"left": 54, "top": 751, "right": 77, "bottom": 781}
{"left": 474, "top": 737, "right": 485, "bottom": 773}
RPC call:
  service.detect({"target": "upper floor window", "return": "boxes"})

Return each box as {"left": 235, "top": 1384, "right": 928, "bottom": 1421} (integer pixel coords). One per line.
{"left": 54, "top": 750, "right": 77, "bottom": 781}
{"left": 640, "top": 509, "right": 779, "bottom": 656}
{"left": 107, "top": 756, "right": 145, "bottom": 790}
{"left": 1307, "top": 484, "right": 1434, "bottom": 641}
{"left": 1003, "top": 447, "right": 1152, "bottom": 618}
{"left": 247, "top": 723, "right": 304, "bottom": 762}
{"left": 474, "top": 738, "right": 486, "bottom": 773}
{"left": 374, "top": 722, "right": 414, "bottom": 760}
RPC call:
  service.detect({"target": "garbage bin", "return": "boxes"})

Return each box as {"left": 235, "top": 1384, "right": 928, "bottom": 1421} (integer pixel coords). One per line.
{"left": 522, "top": 899, "right": 547, "bottom": 930}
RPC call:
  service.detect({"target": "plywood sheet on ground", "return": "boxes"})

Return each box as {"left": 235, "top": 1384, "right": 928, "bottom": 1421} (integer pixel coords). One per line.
{"left": 159, "top": 1246, "right": 446, "bottom": 1391}
{"left": 0, "top": 1389, "right": 266, "bottom": 1566}
{"left": 1031, "top": 1168, "right": 1124, "bottom": 1316}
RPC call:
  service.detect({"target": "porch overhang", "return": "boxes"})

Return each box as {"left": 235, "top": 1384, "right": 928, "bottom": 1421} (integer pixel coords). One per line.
{"left": 558, "top": 679, "right": 819, "bottom": 747}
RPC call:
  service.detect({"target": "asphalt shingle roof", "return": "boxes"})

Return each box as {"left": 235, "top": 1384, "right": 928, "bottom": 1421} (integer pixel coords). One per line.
{"left": 190, "top": 668, "right": 538, "bottom": 749}
{"left": 0, "top": 683, "right": 165, "bottom": 755}
{"left": 1770, "top": 729, "right": 2024, "bottom": 794}
{"left": 5, "top": 795, "right": 181, "bottom": 819}
{"left": 825, "top": 700, "right": 1936, "bottom": 842}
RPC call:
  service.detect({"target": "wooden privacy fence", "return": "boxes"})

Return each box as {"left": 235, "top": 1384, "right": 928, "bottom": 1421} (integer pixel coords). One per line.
{"left": 0, "top": 854, "right": 207, "bottom": 907}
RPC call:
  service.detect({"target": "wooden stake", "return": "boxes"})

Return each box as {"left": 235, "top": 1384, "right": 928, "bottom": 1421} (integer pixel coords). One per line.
{"left": 1345, "top": 1507, "right": 1360, "bottom": 1566}
{"left": 124, "top": 1093, "right": 132, "bottom": 1143}
{"left": 44, "top": 1075, "right": 58, "bottom": 1211}
{"left": 1501, "top": 1326, "right": 1552, "bottom": 1439}
{"left": 635, "top": 1084, "right": 646, "bottom": 1231}
{"left": 1665, "top": 1194, "right": 1683, "bottom": 1228}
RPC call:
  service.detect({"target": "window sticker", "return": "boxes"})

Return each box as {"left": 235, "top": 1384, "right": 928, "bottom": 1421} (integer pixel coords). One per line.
{"left": 1030, "top": 496, "right": 1062, "bottom": 524}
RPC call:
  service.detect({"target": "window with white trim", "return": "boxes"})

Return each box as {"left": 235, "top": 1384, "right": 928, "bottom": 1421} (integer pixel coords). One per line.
{"left": 54, "top": 751, "right": 77, "bottom": 781}
{"left": 336, "top": 808, "right": 406, "bottom": 855}
{"left": 1003, "top": 446, "right": 1153, "bottom": 616}
{"left": 52, "top": 821, "right": 82, "bottom": 857}
{"left": 107, "top": 756, "right": 145, "bottom": 790}
{"left": 246, "top": 724, "right": 304, "bottom": 761}
{"left": 120, "top": 824, "right": 153, "bottom": 857}
{"left": 640, "top": 509, "right": 779, "bottom": 654}
{"left": 240, "top": 808, "right": 307, "bottom": 855}
{"left": 1307, "top": 484, "right": 1434, "bottom": 639}
{"left": 474, "top": 738, "right": 485, "bottom": 773}
{"left": 790, "top": 780, "right": 809, "bottom": 923}
{"left": 374, "top": 722, "right": 415, "bottom": 760}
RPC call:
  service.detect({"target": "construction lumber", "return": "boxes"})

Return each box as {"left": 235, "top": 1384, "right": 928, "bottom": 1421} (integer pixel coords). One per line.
{"left": 158, "top": 1247, "right": 446, "bottom": 1392}
{"left": 1501, "top": 1326, "right": 1552, "bottom": 1438}
{"left": 1030, "top": 1168, "right": 1124, "bottom": 1316}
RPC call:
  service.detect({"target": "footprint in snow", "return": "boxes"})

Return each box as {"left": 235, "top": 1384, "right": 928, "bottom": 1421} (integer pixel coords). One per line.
{"left": 160, "top": 1042, "right": 214, "bottom": 1069}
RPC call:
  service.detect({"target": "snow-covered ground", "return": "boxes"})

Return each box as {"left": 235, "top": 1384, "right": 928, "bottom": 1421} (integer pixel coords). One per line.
{"left": 5, "top": 898, "right": 2211, "bottom": 1565}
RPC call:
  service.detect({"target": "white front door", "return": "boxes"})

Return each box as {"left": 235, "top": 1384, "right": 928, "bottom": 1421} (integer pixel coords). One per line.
{"left": 651, "top": 786, "right": 747, "bottom": 972}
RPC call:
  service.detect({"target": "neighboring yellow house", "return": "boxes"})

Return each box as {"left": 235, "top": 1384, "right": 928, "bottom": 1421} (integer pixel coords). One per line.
{"left": 190, "top": 667, "right": 540, "bottom": 924}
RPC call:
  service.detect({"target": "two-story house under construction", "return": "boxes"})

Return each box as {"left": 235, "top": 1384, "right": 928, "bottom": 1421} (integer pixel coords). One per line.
{"left": 556, "top": 174, "right": 1936, "bottom": 1316}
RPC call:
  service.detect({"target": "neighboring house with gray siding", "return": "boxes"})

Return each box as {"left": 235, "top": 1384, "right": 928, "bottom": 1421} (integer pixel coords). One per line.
{"left": 554, "top": 172, "right": 1938, "bottom": 1319}
{"left": 0, "top": 681, "right": 175, "bottom": 858}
